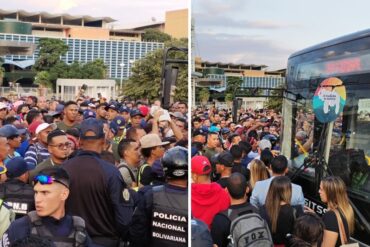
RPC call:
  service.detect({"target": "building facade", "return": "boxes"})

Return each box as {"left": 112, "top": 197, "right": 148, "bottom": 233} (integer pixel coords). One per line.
{"left": 0, "top": 32, "right": 164, "bottom": 79}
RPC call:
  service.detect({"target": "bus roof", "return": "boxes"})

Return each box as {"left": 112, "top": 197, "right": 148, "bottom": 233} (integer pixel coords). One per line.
{"left": 289, "top": 28, "right": 370, "bottom": 59}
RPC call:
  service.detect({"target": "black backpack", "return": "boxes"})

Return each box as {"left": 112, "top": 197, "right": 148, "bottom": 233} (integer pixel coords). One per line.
{"left": 220, "top": 206, "right": 273, "bottom": 247}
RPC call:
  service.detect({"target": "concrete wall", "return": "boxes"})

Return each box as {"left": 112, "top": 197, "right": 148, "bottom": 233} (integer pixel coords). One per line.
{"left": 165, "top": 9, "right": 188, "bottom": 39}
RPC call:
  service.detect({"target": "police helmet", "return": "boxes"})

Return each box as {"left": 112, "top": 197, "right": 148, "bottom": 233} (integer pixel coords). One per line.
{"left": 162, "top": 146, "right": 188, "bottom": 179}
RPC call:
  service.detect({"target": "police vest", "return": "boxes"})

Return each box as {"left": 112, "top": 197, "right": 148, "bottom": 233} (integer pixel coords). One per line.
{"left": 0, "top": 180, "right": 34, "bottom": 218}
{"left": 28, "top": 211, "right": 87, "bottom": 247}
{"left": 151, "top": 185, "right": 188, "bottom": 247}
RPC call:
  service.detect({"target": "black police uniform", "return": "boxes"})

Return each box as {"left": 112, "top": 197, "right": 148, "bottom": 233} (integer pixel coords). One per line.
{"left": 130, "top": 146, "right": 188, "bottom": 247}
{"left": 0, "top": 211, "right": 94, "bottom": 247}
{"left": 130, "top": 184, "right": 188, "bottom": 247}
{"left": 0, "top": 178, "right": 35, "bottom": 219}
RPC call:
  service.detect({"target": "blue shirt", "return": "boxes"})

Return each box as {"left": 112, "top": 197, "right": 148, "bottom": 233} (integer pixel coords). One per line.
{"left": 250, "top": 176, "right": 305, "bottom": 209}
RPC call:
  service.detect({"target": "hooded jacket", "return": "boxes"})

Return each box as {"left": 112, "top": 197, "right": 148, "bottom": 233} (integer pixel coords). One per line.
{"left": 191, "top": 182, "right": 230, "bottom": 228}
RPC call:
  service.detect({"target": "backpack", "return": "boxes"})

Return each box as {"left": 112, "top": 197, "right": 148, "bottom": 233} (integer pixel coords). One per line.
{"left": 0, "top": 199, "right": 15, "bottom": 237}
{"left": 118, "top": 164, "right": 136, "bottom": 183}
{"left": 221, "top": 207, "right": 273, "bottom": 247}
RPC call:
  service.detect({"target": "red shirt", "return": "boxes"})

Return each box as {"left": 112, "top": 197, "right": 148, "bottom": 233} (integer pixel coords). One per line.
{"left": 191, "top": 182, "right": 230, "bottom": 228}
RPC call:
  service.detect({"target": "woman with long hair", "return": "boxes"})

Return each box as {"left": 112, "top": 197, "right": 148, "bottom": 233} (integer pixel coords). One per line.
{"left": 261, "top": 176, "right": 303, "bottom": 246}
{"left": 320, "top": 176, "right": 354, "bottom": 247}
{"left": 249, "top": 159, "right": 269, "bottom": 189}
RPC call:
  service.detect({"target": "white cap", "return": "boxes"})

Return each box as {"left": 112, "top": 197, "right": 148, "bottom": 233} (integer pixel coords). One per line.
{"left": 259, "top": 139, "right": 272, "bottom": 150}
{"left": 159, "top": 111, "right": 171, "bottom": 122}
{"left": 35, "top": 123, "right": 57, "bottom": 135}
{"left": 0, "top": 102, "right": 7, "bottom": 110}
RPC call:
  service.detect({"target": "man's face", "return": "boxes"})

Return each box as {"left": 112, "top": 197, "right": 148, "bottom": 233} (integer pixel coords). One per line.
{"left": 37, "top": 97, "right": 48, "bottom": 110}
{"left": 131, "top": 115, "right": 142, "bottom": 128}
{"left": 125, "top": 142, "right": 141, "bottom": 166}
{"left": 8, "top": 135, "right": 22, "bottom": 149}
{"left": 120, "top": 112, "right": 130, "bottom": 121}
{"left": 207, "top": 134, "right": 219, "bottom": 148}
{"left": 193, "top": 121, "right": 202, "bottom": 129}
{"left": 107, "top": 109, "right": 118, "bottom": 121}
{"left": 178, "top": 103, "right": 187, "bottom": 114}
{"left": 34, "top": 182, "right": 69, "bottom": 218}
{"left": 38, "top": 126, "right": 54, "bottom": 145}
{"left": 0, "top": 108, "right": 7, "bottom": 119}
{"left": 64, "top": 104, "right": 78, "bottom": 122}
{"left": 48, "top": 135, "right": 71, "bottom": 161}
{"left": 232, "top": 136, "right": 242, "bottom": 145}
{"left": 96, "top": 106, "right": 107, "bottom": 119}
{"left": 220, "top": 120, "right": 226, "bottom": 128}
{"left": 175, "top": 120, "right": 185, "bottom": 131}
{"left": 0, "top": 137, "right": 9, "bottom": 160}
{"left": 229, "top": 123, "right": 236, "bottom": 132}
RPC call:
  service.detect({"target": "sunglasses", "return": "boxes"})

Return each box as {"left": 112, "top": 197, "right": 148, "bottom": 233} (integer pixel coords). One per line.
{"left": 49, "top": 142, "right": 72, "bottom": 150}
{"left": 33, "top": 174, "right": 69, "bottom": 188}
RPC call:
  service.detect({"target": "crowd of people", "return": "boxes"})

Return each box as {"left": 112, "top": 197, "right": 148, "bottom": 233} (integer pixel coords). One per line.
{"left": 191, "top": 106, "right": 355, "bottom": 247}
{"left": 0, "top": 94, "right": 189, "bottom": 247}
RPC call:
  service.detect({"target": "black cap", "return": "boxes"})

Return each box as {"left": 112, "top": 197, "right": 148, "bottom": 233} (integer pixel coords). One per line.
{"left": 216, "top": 151, "right": 234, "bottom": 167}
{"left": 79, "top": 118, "right": 105, "bottom": 140}
{"left": 130, "top": 109, "right": 144, "bottom": 117}
{"left": 192, "top": 129, "right": 206, "bottom": 137}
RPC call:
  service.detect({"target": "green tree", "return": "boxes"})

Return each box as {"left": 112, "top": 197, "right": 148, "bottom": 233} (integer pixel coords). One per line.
{"left": 35, "top": 71, "right": 52, "bottom": 88}
{"left": 265, "top": 86, "right": 284, "bottom": 111}
{"left": 33, "top": 38, "right": 68, "bottom": 72}
{"left": 226, "top": 76, "right": 243, "bottom": 95}
{"left": 81, "top": 59, "right": 107, "bottom": 79}
{"left": 198, "top": 87, "right": 210, "bottom": 105}
{"left": 123, "top": 39, "right": 188, "bottom": 102}
{"left": 142, "top": 28, "right": 172, "bottom": 42}
{"left": 0, "top": 67, "right": 4, "bottom": 86}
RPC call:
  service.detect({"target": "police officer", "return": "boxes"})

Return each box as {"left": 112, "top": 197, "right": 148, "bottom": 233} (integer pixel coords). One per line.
{"left": 0, "top": 167, "right": 94, "bottom": 247}
{"left": 130, "top": 146, "right": 188, "bottom": 247}
{"left": 0, "top": 157, "right": 35, "bottom": 219}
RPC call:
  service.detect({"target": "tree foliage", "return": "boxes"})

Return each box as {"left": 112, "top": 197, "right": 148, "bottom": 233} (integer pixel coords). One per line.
{"left": 198, "top": 87, "right": 210, "bottom": 104}
{"left": 142, "top": 28, "right": 172, "bottom": 42}
{"left": 123, "top": 39, "right": 188, "bottom": 102}
{"left": 265, "top": 87, "right": 284, "bottom": 112}
{"left": 226, "top": 76, "right": 243, "bottom": 94}
{"left": 35, "top": 71, "right": 52, "bottom": 88}
{"left": 33, "top": 38, "right": 68, "bottom": 72}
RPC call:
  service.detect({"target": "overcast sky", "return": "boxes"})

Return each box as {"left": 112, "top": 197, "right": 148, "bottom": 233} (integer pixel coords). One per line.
{"left": 4, "top": 0, "right": 188, "bottom": 28}
{"left": 193, "top": 0, "right": 370, "bottom": 70}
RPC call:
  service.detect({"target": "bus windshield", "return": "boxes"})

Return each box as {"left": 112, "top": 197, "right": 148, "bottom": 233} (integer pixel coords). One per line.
{"left": 282, "top": 31, "right": 370, "bottom": 244}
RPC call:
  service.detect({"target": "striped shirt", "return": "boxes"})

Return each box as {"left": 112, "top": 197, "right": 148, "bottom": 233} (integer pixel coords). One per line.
{"left": 24, "top": 142, "right": 50, "bottom": 168}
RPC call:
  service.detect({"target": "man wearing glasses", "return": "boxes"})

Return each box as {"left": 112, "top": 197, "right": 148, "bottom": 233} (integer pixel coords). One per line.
{"left": 29, "top": 129, "right": 72, "bottom": 183}
{"left": 0, "top": 167, "right": 94, "bottom": 246}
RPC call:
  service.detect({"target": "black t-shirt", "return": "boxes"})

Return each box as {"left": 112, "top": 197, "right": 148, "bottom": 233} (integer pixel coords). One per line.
{"left": 211, "top": 202, "right": 259, "bottom": 247}
{"left": 260, "top": 204, "right": 303, "bottom": 245}
{"left": 322, "top": 210, "right": 350, "bottom": 247}
{"left": 232, "top": 162, "right": 250, "bottom": 181}
{"left": 216, "top": 177, "right": 229, "bottom": 188}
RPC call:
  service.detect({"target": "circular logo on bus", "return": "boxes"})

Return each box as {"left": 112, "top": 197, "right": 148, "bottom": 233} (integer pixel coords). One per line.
{"left": 313, "top": 77, "right": 346, "bottom": 123}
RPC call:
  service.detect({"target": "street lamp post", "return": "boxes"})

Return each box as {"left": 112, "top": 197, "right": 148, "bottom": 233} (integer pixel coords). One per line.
{"left": 119, "top": 63, "right": 125, "bottom": 90}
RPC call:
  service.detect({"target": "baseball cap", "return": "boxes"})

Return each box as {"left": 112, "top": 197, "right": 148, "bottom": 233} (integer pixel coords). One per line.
{"left": 259, "top": 139, "right": 272, "bottom": 150}
{"left": 138, "top": 105, "right": 149, "bottom": 117}
{"left": 55, "top": 104, "right": 64, "bottom": 113}
{"left": 169, "top": 112, "right": 184, "bottom": 119}
{"left": 119, "top": 106, "right": 130, "bottom": 113}
{"left": 215, "top": 151, "right": 234, "bottom": 167}
{"left": 221, "top": 128, "right": 230, "bottom": 135}
{"left": 130, "top": 109, "right": 144, "bottom": 117}
{"left": 0, "top": 124, "right": 24, "bottom": 137}
{"left": 112, "top": 116, "right": 125, "bottom": 129}
{"left": 105, "top": 104, "right": 118, "bottom": 112}
{"left": 192, "top": 129, "right": 206, "bottom": 137}
{"left": 35, "top": 123, "right": 57, "bottom": 135}
{"left": 97, "top": 102, "right": 108, "bottom": 109}
{"left": 79, "top": 118, "right": 105, "bottom": 140}
{"left": 209, "top": 126, "right": 220, "bottom": 133}
{"left": 83, "top": 110, "right": 96, "bottom": 120}
{"left": 0, "top": 102, "right": 7, "bottom": 110}
{"left": 28, "top": 121, "right": 43, "bottom": 135}
{"left": 139, "top": 134, "right": 169, "bottom": 149}
{"left": 6, "top": 157, "right": 34, "bottom": 178}
{"left": 109, "top": 121, "right": 118, "bottom": 136}
{"left": 191, "top": 155, "right": 211, "bottom": 175}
